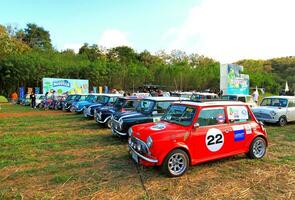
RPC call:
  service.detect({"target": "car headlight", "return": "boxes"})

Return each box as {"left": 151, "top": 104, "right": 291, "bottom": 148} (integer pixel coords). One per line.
{"left": 270, "top": 111, "right": 277, "bottom": 116}
{"left": 137, "top": 143, "right": 141, "bottom": 151}
{"left": 146, "top": 136, "right": 153, "bottom": 148}
{"left": 128, "top": 128, "right": 133, "bottom": 137}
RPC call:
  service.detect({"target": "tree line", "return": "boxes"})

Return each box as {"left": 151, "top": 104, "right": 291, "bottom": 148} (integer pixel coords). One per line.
{"left": 0, "top": 23, "right": 294, "bottom": 97}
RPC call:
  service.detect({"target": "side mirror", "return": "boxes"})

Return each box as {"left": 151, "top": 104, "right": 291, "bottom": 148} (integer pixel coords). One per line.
{"left": 193, "top": 123, "right": 200, "bottom": 129}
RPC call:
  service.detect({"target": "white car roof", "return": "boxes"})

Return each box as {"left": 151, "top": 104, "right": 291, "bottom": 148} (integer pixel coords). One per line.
{"left": 263, "top": 96, "right": 295, "bottom": 100}
{"left": 193, "top": 92, "right": 218, "bottom": 96}
{"left": 175, "top": 101, "right": 246, "bottom": 107}
{"left": 145, "top": 96, "right": 190, "bottom": 101}
{"left": 222, "top": 94, "right": 252, "bottom": 97}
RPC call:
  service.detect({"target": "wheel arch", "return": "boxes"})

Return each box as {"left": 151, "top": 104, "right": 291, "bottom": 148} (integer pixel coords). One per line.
{"left": 252, "top": 134, "right": 268, "bottom": 147}
{"left": 159, "top": 144, "right": 192, "bottom": 166}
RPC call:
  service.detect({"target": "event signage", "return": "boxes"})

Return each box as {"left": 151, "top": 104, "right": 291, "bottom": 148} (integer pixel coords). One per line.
{"left": 19, "top": 87, "right": 25, "bottom": 99}
{"left": 220, "top": 64, "right": 249, "bottom": 95}
{"left": 42, "top": 78, "right": 89, "bottom": 95}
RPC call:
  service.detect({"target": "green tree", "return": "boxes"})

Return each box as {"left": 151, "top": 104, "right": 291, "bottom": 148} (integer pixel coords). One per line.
{"left": 21, "top": 23, "right": 52, "bottom": 50}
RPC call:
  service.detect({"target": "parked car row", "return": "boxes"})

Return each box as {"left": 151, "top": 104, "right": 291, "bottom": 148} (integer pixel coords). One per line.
{"left": 19, "top": 92, "right": 295, "bottom": 176}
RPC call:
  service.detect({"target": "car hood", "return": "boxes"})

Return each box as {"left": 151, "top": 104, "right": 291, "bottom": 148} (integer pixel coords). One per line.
{"left": 113, "top": 111, "right": 145, "bottom": 120}
{"left": 253, "top": 106, "right": 282, "bottom": 113}
{"left": 132, "top": 121, "right": 186, "bottom": 141}
{"left": 99, "top": 106, "right": 117, "bottom": 113}
{"left": 89, "top": 103, "right": 103, "bottom": 109}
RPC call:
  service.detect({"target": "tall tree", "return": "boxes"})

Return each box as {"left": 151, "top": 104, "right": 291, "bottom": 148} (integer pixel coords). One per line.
{"left": 22, "top": 23, "right": 52, "bottom": 50}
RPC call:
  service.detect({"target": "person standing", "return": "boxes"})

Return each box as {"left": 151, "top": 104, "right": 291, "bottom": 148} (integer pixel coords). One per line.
{"left": 11, "top": 92, "right": 18, "bottom": 104}
{"left": 30, "top": 92, "right": 36, "bottom": 108}
{"left": 252, "top": 89, "right": 259, "bottom": 104}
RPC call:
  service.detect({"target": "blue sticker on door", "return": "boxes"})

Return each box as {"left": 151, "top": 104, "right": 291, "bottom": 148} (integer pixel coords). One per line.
{"left": 233, "top": 125, "right": 245, "bottom": 142}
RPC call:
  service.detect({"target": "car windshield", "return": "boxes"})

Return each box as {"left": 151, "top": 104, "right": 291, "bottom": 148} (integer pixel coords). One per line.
{"left": 136, "top": 99, "right": 155, "bottom": 114}
{"left": 260, "top": 98, "right": 288, "bottom": 107}
{"left": 85, "top": 95, "right": 96, "bottom": 101}
{"left": 113, "top": 98, "right": 126, "bottom": 108}
{"left": 221, "top": 95, "right": 237, "bottom": 101}
{"left": 162, "top": 105, "right": 196, "bottom": 126}
{"left": 96, "top": 95, "right": 110, "bottom": 104}
{"left": 191, "top": 94, "right": 217, "bottom": 101}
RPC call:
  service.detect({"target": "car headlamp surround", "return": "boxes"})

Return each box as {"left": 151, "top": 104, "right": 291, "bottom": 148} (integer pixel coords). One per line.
{"left": 146, "top": 136, "right": 153, "bottom": 148}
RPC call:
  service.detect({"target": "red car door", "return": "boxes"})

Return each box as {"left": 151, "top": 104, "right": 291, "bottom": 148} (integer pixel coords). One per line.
{"left": 226, "top": 105, "right": 256, "bottom": 154}
{"left": 189, "top": 106, "right": 232, "bottom": 164}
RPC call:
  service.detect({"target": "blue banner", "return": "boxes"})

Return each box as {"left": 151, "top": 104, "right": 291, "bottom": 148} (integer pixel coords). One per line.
{"left": 93, "top": 86, "right": 97, "bottom": 93}
{"left": 19, "top": 87, "right": 25, "bottom": 99}
{"left": 35, "top": 87, "right": 40, "bottom": 94}
{"left": 104, "top": 86, "right": 109, "bottom": 93}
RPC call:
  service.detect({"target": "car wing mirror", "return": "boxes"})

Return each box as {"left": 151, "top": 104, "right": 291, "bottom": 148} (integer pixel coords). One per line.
{"left": 193, "top": 122, "right": 200, "bottom": 129}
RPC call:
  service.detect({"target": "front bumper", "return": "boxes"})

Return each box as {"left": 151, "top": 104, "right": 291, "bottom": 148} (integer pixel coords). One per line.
{"left": 112, "top": 127, "right": 127, "bottom": 136}
{"left": 71, "top": 107, "right": 84, "bottom": 113}
{"left": 96, "top": 116, "right": 111, "bottom": 124}
{"left": 255, "top": 117, "right": 278, "bottom": 123}
{"left": 129, "top": 145, "right": 158, "bottom": 163}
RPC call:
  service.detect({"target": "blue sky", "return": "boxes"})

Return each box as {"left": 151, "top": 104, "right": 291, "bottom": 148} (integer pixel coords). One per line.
{"left": 1, "top": 0, "right": 295, "bottom": 62}
{"left": 0, "top": 0, "right": 198, "bottom": 52}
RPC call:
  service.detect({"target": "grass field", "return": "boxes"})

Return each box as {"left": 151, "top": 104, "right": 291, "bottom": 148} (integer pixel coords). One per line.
{"left": 0, "top": 104, "right": 294, "bottom": 199}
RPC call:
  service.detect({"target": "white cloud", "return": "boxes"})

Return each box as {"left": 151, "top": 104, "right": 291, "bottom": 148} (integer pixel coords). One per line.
{"left": 163, "top": 0, "right": 295, "bottom": 63}
{"left": 62, "top": 43, "right": 82, "bottom": 53}
{"left": 98, "top": 29, "right": 131, "bottom": 48}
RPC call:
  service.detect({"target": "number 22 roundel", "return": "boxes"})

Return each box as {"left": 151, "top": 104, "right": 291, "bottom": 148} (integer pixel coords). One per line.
{"left": 205, "top": 128, "right": 224, "bottom": 152}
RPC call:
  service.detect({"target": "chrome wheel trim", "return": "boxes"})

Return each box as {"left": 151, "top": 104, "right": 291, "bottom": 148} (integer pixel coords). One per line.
{"left": 168, "top": 153, "right": 186, "bottom": 176}
{"left": 253, "top": 139, "right": 265, "bottom": 158}
{"left": 107, "top": 119, "right": 112, "bottom": 128}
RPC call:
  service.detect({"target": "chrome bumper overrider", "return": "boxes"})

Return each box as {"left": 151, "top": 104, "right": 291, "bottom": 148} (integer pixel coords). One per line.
{"left": 129, "top": 145, "right": 158, "bottom": 163}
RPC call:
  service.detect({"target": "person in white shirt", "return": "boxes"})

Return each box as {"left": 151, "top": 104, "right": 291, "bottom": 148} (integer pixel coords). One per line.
{"left": 252, "top": 90, "right": 259, "bottom": 104}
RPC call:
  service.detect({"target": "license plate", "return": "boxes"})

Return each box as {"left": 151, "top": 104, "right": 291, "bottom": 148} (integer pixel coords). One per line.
{"left": 131, "top": 151, "right": 138, "bottom": 163}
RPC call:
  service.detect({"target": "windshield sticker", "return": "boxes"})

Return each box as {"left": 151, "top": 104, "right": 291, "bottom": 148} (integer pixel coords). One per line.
{"left": 244, "top": 124, "right": 252, "bottom": 134}
{"left": 227, "top": 106, "right": 248, "bottom": 120}
{"left": 206, "top": 128, "right": 224, "bottom": 152}
{"left": 186, "top": 108, "right": 194, "bottom": 112}
{"left": 233, "top": 125, "right": 245, "bottom": 141}
{"left": 153, "top": 117, "right": 161, "bottom": 122}
{"left": 150, "top": 123, "right": 166, "bottom": 130}
{"left": 216, "top": 114, "right": 225, "bottom": 124}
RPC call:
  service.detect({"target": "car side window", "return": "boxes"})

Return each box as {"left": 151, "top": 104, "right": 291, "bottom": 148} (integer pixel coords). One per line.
{"left": 288, "top": 100, "right": 295, "bottom": 107}
{"left": 227, "top": 106, "right": 252, "bottom": 123}
{"left": 155, "top": 101, "right": 171, "bottom": 114}
{"left": 109, "top": 97, "right": 117, "bottom": 103}
{"left": 238, "top": 97, "right": 246, "bottom": 102}
{"left": 197, "top": 107, "right": 226, "bottom": 127}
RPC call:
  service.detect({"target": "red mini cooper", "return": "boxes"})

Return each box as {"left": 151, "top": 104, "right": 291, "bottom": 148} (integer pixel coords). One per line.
{"left": 128, "top": 101, "right": 268, "bottom": 177}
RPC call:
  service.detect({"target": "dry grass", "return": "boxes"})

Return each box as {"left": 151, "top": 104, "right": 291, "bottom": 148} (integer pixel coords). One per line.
{"left": 0, "top": 104, "right": 294, "bottom": 199}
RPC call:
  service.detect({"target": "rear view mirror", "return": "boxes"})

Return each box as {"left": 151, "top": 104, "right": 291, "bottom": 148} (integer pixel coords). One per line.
{"left": 193, "top": 123, "right": 200, "bottom": 129}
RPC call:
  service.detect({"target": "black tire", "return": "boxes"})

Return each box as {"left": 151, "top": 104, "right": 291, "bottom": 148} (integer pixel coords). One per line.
{"left": 162, "top": 149, "right": 189, "bottom": 177}
{"left": 105, "top": 118, "right": 112, "bottom": 129}
{"left": 247, "top": 137, "right": 266, "bottom": 159}
{"left": 278, "top": 116, "right": 287, "bottom": 127}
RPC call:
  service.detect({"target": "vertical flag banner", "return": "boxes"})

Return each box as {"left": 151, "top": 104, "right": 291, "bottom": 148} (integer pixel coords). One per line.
{"left": 35, "top": 87, "right": 40, "bottom": 94}
{"left": 104, "top": 86, "right": 109, "bottom": 93}
{"left": 19, "top": 87, "right": 25, "bottom": 99}
{"left": 27, "top": 87, "right": 33, "bottom": 94}
{"left": 93, "top": 86, "right": 97, "bottom": 93}
{"left": 99, "top": 86, "right": 103, "bottom": 93}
